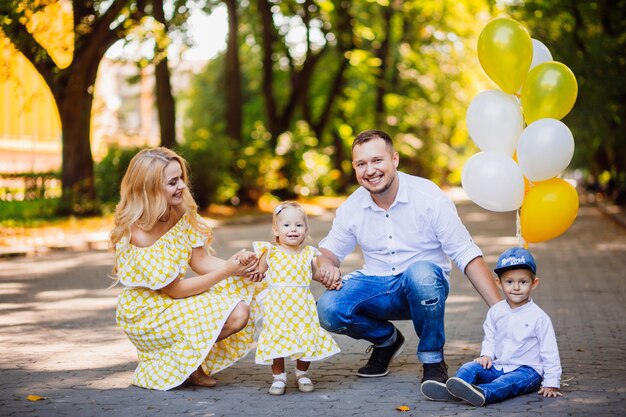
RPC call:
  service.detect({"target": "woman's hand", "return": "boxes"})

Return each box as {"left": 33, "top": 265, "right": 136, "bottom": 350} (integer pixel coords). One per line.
{"left": 244, "top": 257, "right": 266, "bottom": 282}
{"left": 226, "top": 250, "right": 266, "bottom": 279}
{"left": 224, "top": 252, "right": 251, "bottom": 276}
{"left": 235, "top": 250, "right": 256, "bottom": 266}
{"left": 243, "top": 248, "right": 267, "bottom": 282}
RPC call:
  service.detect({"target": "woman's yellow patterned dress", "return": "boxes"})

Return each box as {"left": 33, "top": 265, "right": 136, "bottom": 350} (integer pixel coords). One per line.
{"left": 116, "top": 214, "right": 265, "bottom": 390}
{"left": 253, "top": 242, "right": 340, "bottom": 365}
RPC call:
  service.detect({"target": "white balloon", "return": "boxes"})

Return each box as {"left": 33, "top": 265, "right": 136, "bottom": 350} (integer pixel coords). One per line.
{"left": 517, "top": 39, "right": 554, "bottom": 95}
{"left": 466, "top": 90, "right": 524, "bottom": 156}
{"left": 517, "top": 118, "right": 575, "bottom": 182}
{"left": 530, "top": 39, "right": 553, "bottom": 70}
{"left": 462, "top": 152, "right": 525, "bottom": 212}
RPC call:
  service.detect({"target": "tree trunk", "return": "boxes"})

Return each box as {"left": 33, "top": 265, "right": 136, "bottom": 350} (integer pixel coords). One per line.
{"left": 225, "top": 0, "right": 242, "bottom": 143}
{"left": 53, "top": 60, "right": 101, "bottom": 215}
{"left": 374, "top": 5, "right": 394, "bottom": 126}
{"left": 154, "top": 57, "right": 176, "bottom": 148}
{"left": 224, "top": 0, "right": 258, "bottom": 204}
{"left": 257, "top": 0, "right": 280, "bottom": 145}
{"left": 331, "top": 129, "right": 351, "bottom": 194}
{"left": 153, "top": 0, "right": 176, "bottom": 148}
{"left": 0, "top": 0, "right": 139, "bottom": 216}
{"left": 311, "top": 55, "right": 349, "bottom": 139}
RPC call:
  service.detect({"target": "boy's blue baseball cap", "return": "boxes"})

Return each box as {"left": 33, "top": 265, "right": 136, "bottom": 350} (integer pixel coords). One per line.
{"left": 494, "top": 247, "right": 537, "bottom": 276}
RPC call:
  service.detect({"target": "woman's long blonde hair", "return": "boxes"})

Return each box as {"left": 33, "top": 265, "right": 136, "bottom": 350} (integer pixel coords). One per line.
{"left": 110, "top": 148, "right": 212, "bottom": 270}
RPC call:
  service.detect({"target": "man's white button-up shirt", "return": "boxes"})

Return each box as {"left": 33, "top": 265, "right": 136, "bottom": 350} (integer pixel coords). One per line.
{"left": 319, "top": 172, "right": 482, "bottom": 278}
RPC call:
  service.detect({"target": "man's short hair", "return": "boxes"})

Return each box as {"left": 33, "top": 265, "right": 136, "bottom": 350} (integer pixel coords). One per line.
{"left": 352, "top": 129, "right": 394, "bottom": 151}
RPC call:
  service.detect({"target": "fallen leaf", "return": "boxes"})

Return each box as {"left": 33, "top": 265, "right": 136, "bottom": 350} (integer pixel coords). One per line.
{"left": 26, "top": 395, "right": 46, "bottom": 401}
{"left": 396, "top": 405, "right": 410, "bottom": 412}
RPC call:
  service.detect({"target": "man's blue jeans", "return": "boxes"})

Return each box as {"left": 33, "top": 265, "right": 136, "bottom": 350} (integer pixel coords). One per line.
{"left": 317, "top": 261, "right": 449, "bottom": 364}
{"left": 455, "top": 362, "right": 542, "bottom": 404}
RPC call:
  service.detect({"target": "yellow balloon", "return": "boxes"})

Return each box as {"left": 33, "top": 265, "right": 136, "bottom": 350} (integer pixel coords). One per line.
{"left": 478, "top": 18, "right": 533, "bottom": 94}
{"left": 521, "top": 61, "right": 578, "bottom": 123}
{"left": 520, "top": 178, "right": 579, "bottom": 243}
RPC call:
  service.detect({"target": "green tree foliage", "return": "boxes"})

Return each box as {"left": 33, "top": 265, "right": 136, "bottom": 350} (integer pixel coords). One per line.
{"left": 0, "top": 0, "right": 207, "bottom": 215}
{"left": 507, "top": 0, "right": 626, "bottom": 204}
{"left": 339, "top": 0, "right": 490, "bottom": 184}
{"left": 0, "top": 0, "right": 149, "bottom": 216}
{"left": 95, "top": 145, "right": 145, "bottom": 206}
{"left": 185, "top": 0, "right": 492, "bottom": 206}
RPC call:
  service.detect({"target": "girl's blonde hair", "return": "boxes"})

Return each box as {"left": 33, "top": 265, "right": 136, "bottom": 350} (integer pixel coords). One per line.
{"left": 110, "top": 147, "right": 212, "bottom": 271}
{"left": 272, "top": 201, "right": 310, "bottom": 244}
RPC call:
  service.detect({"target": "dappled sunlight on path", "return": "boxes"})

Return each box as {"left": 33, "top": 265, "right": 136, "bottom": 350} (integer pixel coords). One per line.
{"left": 0, "top": 200, "right": 625, "bottom": 416}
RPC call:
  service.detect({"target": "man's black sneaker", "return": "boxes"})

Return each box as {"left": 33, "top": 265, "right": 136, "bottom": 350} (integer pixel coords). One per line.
{"left": 420, "top": 361, "right": 456, "bottom": 401}
{"left": 356, "top": 330, "right": 406, "bottom": 377}
{"left": 421, "top": 360, "right": 449, "bottom": 383}
{"left": 446, "top": 377, "right": 486, "bottom": 406}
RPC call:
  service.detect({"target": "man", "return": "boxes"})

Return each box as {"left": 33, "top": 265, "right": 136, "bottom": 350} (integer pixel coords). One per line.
{"left": 315, "top": 129, "right": 502, "bottom": 398}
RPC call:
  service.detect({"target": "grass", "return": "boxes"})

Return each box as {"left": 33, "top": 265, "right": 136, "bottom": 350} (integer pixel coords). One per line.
{"left": 0, "top": 198, "right": 62, "bottom": 225}
{"left": 0, "top": 198, "right": 113, "bottom": 248}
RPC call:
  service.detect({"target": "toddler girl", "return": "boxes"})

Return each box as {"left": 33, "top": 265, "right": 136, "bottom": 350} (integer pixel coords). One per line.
{"left": 252, "top": 201, "right": 340, "bottom": 395}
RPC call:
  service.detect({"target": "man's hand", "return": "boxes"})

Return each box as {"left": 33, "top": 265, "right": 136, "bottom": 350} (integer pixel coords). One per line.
{"left": 314, "top": 249, "right": 342, "bottom": 290}
{"left": 538, "top": 387, "right": 562, "bottom": 398}
{"left": 315, "top": 264, "right": 342, "bottom": 290}
{"left": 325, "top": 268, "right": 342, "bottom": 290}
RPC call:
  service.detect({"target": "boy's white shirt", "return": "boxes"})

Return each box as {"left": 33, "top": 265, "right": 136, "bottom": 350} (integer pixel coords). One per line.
{"left": 481, "top": 298, "right": 562, "bottom": 388}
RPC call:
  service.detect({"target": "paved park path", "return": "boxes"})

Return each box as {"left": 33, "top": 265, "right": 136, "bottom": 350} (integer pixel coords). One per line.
{"left": 1, "top": 198, "right": 625, "bottom": 416}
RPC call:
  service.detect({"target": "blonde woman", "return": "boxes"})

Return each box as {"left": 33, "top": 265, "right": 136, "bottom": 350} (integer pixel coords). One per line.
{"left": 111, "top": 147, "right": 264, "bottom": 391}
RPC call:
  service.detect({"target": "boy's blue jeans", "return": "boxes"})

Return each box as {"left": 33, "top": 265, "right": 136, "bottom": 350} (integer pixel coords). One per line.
{"left": 317, "top": 261, "right": 449, "bottom": 364}
{"left": 455, "top": 362, "right": 543, "bottom": 404}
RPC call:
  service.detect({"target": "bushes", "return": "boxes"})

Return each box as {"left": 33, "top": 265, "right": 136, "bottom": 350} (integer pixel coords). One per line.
{"left": 177, "top": 137, "right": 234, "bottom": 209}
{"left": 0, "top": 172, "right": 61, "bottom": 222}
{"left": 94, "top": 142, "right": 235, "bottom": 210}
{"left": 0, "top": 198, "right": 60, "bottom": 222}
{"left": 94, "top": 132, "right": 338, "bottom": 212}
{"left": 0, "top": 172, "right": 60, "bottom": 201}
{"left": 95, "top": 145, "right": 145, "bottom": 207}
{"left": 94, "top": 143, "right": 233, "bottom": 210}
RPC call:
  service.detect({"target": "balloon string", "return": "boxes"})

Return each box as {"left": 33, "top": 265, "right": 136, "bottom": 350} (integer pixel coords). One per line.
{"left": 516, "top": 209, "right": 527, "bottom": 248}
{"left": 519, "top": 178, "right": 532, "bottom": 249}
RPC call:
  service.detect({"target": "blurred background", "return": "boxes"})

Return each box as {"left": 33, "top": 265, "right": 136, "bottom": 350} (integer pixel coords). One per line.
{"left": 1, "top": 0, "right": 624, "bottom": 222}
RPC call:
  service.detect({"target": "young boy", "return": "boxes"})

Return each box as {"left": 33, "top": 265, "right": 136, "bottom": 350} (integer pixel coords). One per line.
{"left": 421, "top": 247, "right": 562, "bottom": 406}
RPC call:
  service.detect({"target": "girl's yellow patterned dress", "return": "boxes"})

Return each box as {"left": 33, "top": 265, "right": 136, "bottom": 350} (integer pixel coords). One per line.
{"left": 253, "top": 241, "right": 340, "bottom": 364}
{"left": 116, "top": 213, "right": 264, "bottom": 391}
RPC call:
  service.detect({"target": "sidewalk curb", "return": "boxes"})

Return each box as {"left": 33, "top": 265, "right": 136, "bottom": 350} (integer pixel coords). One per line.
{"left": 0, "top": 213, "right": 276, "bottom": 259}
{"left": 594, "top": 201, "right": 626, "bottom": 230}
{"left": 2, "top": 203, "right": 624, "bottom": 259}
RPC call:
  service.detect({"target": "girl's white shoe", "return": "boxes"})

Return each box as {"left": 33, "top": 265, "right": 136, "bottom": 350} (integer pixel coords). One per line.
{"left": 295, "top": 370, "right": 314, "bottom": 392}
{"left": 269, "top": 372, "right": 287, "bottom": 395}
